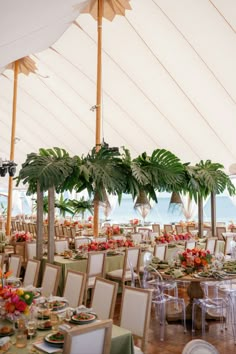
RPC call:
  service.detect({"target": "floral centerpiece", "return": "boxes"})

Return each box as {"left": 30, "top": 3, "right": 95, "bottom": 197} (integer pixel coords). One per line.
{"left": 0, "top": 286, "right": 34, "bottom": 321}
{"left": 179, "top": 248, "right": 213, "bottom": 272}
{"left": 105, "top": 225, "right": 123, "bottom": 237}
{"left": 78, "top": 239, "right": 134, "bottom": 252}
{"left": 155, "top": 232, "right": 192, "bottom": 244}
{"left": 11, "top": 231, "right": 33, "bottom": 243}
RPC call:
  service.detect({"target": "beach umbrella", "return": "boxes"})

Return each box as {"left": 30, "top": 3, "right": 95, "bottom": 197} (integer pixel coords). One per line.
{"left": 3, "top": 56, "right": 38, "bottom": 235}
{"left": 80, "top": 0, "right": 131, "bottom": 236}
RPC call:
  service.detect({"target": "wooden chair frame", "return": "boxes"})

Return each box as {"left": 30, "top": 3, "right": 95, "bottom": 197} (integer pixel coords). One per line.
{"left": 205, "top": 237, "right": 217, "bottom": 255}
{"left": 63, "top": 270, "right": 86, "bottom": 308}
{"left": 23, "top": 258, "right": 40, "bottom": 287}
{"left": 163, "top": 224, "right": 173, "bottom": 234}
{"left": 120, "top": 286, "right": 152, "bottom": 352}
{"left": 63, "top": 319, "right": 112, "bottom": 354}
{"left": 153, "top": 244, "right": 167, "bottom": 260}
{"left": 216, "top": 226, "right": 227, "bottom": 240}
{"left": 91, "top": 277, "right": 118, "bottom": 320}
{"left": 152, "top": 224, "right": 161, "bottom": 235}
{"left": 84, "top": 251, "right": 106, "bottom": 305}
{"left": 9, "top": 254, "right": 21, "bottom": 277}
{"left": 41, "top": 263, "right": 61, "bottom": 296}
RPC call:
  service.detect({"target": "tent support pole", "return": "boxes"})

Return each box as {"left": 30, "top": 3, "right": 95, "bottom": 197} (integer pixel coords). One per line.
{"left": 211, "top": 192, "right": 216, "bottom": 237}
{"left": 48, "top": 187, "right": 55, "bottom": 263}
{"left": 6, "top": 60, "right": 19, "bottom": 236}
{"left": 198, "top": 195, "right": 203, "bottom": 238}
{"left": 94, "top": 0, "right": 103, "bottom": 237}
{"left": 36, "top": 182, "right": 43, "bottom": 260}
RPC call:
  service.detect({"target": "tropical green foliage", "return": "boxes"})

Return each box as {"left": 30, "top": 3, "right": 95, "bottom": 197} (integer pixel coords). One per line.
{"left": 184, "top": 160, "right": 235, "bottom": 201}
{"left": 16, "top": 146, "right": 235, "bottom": 204}
{"left": 15, "top": 148, "right": 75, "bottom": 194}
{"left": 68, "top": 197, "right": 94, "bottom": 217}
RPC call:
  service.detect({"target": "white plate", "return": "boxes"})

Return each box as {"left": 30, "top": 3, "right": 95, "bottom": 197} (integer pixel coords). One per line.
{"left": 182, "top": 339, "right": 219, "bottom": 354}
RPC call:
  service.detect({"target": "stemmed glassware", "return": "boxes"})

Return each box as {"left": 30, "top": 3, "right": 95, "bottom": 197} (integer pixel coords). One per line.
{"left": 26, "top": 318, "right": 36, "bottom": 351}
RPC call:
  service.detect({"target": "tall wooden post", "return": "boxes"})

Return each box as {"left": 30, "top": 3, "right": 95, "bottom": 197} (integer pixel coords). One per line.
{"left": 36, "top": 182, "right": 44, "bottom": 260}
{"left": 93, "top": 0, "right": 103, "bottom": 237}
{"left": 211, "top": 192, "right": 216, "bottom": 237}
{"left": 198, "top": 195, "right": 203, "bottom": 238}
{"left": 48, "top": 187, "right": 55, "bottom": 263}
{"left": 6, "top": 60, "right": 19, "bottom": 236}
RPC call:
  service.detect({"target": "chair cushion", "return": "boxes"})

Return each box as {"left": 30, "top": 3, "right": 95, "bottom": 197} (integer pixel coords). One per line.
{"left": 107, "top": 269, "right": 138, "bottom": 281}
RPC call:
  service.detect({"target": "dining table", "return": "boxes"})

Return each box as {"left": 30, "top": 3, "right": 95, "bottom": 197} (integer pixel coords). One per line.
{"left": 0, "top": 319, "right": 134, "bottom": 354}
{"left": 40, "top": 253, "right": 125, "bottom": 296}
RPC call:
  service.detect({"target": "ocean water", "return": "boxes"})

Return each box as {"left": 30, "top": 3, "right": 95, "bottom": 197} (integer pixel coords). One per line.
{"left": 1, "top": 192, "right": 236, "bottom": 226}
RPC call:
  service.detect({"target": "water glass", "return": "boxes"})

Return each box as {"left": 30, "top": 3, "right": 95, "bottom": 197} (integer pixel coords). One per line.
{"left": 15, "top": 330, "right": 27, "bottom": 348}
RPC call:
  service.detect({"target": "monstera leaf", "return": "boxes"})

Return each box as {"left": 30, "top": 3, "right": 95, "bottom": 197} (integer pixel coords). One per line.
{"left": 16, "top": 147, "right": 75, "bottom": 194}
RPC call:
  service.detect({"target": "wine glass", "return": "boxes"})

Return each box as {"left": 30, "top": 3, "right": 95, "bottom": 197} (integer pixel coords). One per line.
{"left": 26, "top": 319, "right": 36, "bottom": 350}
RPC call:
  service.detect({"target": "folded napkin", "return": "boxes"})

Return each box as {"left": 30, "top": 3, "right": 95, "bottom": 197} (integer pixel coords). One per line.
{"left": 34, "top": 341, "right": 63, "bottom": 353}
{"left": 75, "top": 305, "right": 93, "bottom": 314}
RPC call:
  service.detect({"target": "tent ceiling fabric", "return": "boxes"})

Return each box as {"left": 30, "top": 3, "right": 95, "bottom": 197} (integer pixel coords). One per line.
{"left": 1, "top": 0, "right": 236, "bottom": 190}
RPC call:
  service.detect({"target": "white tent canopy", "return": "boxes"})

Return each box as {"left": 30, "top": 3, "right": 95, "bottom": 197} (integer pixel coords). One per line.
{"left": 1, "top": 0, "right": 236, "bottom": 189}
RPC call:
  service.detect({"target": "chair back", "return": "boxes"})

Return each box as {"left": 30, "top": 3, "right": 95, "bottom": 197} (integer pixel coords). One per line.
{"left": 124, "top": 247, "right": 140, "bottom": 272}
{"left": 8, "top": 255, "right": 21, "bottom": 277}
{"left": 0, "top": 254, "right": 5, "bottom": 269}
{"left": 216, "top": 226, "right": 227, "bottom": 240}
{"left": 163, "top": 224, "right": 172, "bottom": 234}
{"left": 91, "top": 277, "right": 118, "bottom": 320}
{"left": 175, "top": 225, "right": 184, "bottom": 235}
{"left": 152, "top": 224, "right": 161, "bottom": 235}
{"left": 131, "top": 233, "right": 142, "bottom": 244}
{"left": 185, "top": 240, "right": 196, "bottom": 250}
{"left": 87, "top": 251, "right": 106, "bottom": 277}
{"left": 224, "top": 236, "right": 234, "bottom": 255}
{"left": 120, "top": 286, "right": 152, "bottom": 352}
{"left": 205, "top": 237, "right": 217, "bottom": 254}
{"left": 187, "top": 225, "right": 196, "bottom": 233}
{"left": 111, "top": 235, "right": 125, "bottom": 241}
{"left": 41, "top": 263, "right": 61, "bottom": 296}
{"left": 63, "top": 319, "right": 112, "bottom": 354}
{"left": 55, "top": 240, "right": 69, "bottom": 254}
{"left": 63, "top": 270, "right": 86, "bottom": 308}
{"left": 23, "top": 259, "right": 40, "bottom": 287}
{"left": 153, "top": 244, "right": 167, "bottom": 260}
{"left": 26, "top": 242, "right": 36, "bottom": 260}
{"left": 75, "top": 237, "right": 91, "bottom": 250}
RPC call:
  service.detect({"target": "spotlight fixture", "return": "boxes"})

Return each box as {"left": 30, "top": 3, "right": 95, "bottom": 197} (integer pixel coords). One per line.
{"left": 100, "top": 139, "right": 119, "bottom": 153}
{"left": 0, "top": 159, "right": 17, "bottom": 177}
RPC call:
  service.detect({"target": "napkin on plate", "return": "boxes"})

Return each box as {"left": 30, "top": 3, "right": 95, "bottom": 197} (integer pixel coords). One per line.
{"left": 33, "top": 341, "right": 62, "bottom": 353}
{"left": 75, "top": 305, "right": 93, "bottom": 314}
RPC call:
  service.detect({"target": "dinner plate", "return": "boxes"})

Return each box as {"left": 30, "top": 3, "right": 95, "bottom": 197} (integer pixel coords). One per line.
{"left": 70, "top": 313, "right": 97, "bottom": 325}
{"left": 0, "top": 329, "right": 14, "bottom": 337}
{"left": 37, "top": 322, "right": 52, "bottom": 331}
{"left": 47, "top": 300, "right": 67, "bottom": 311}
{"left": 44, "top": 332, "right": 64, "bottom": 347}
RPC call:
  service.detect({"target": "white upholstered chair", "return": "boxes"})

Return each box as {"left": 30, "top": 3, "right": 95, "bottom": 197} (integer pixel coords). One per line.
{"left": 8, "top": 254, "right": 21, "bottom": 277}
{"left": 63, "top": 319, "right": 112, "bottom": 354}
{"left": 185, "top": 240, "right": 197, "bottom": 250}
{"left": 153, "top": 244, "right": 167, "bottom": 260}
{"left": 74, "top": 237, "right": 92, "bottom": 250}
{"left": 91, "top": 277, "right": 118, "bottom": 320}
{"left": 63, "top": 270, "right": 86, "bottom": 308}
{"left": 41, "top": 263, "right": 61, "bottom": 296}
{"left": 106, "top": 247, "right": 141, "bottom": 289}
{"left": 23, "top": 259, "right": 40, "bottom": 287}
{"left": 26, "top": 242, "right": 36, "bottom": 260}
{"left": 152, "top": 223, "right": 161, "bottom": 236}
{"left": 55, "top": 240, "right": 69, "bottom": 254}
{"left": 120, "top": 286, "right": 152, "bottom": 353}
{"left": 84, "top": 251, "right": 106, "bottom": 305}
{"left": 205, "top": 237, "right": 217, "bottom": 254}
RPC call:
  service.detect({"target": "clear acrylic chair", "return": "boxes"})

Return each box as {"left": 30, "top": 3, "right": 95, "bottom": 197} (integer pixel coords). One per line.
{"left": 142, "top": 267, "right": 186, "bottom": 341}
{"left": 192, "top": 282, "right": 227, "bottom": 336}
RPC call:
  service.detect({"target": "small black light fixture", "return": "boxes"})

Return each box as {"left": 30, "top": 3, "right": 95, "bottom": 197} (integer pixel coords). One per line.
{"left": 101, "top": 139, "right": 119, "bottom": 153}
{"left": 0, "top": 159, "right": 17, "bottom": 177}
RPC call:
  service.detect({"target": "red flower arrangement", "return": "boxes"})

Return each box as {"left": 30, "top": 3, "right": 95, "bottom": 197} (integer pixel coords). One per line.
{"left": 78, "top": 239, "right": 134, "bottom": 252}
{"left": 130, "top": 219, "right": 139, "bottom": 226}
{"left": 156, "top": 233, "right": 192, "bottom": 244}
{"left": 12, "top": 231, "right": 33, "bottom": 243}
{"left": 179, "top": 248, "right": 212, "bottom": 271}
{"left": 105, "top": 226, "right": 123, "bottom": 237}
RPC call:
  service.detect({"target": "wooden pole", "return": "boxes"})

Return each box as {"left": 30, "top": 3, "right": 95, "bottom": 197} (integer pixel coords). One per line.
{"left": 198, "top": 194, "right": 203, "bottom": 238}
{"left": 6, "top": 60, "right": 19, "bottom": 236}
{"left": 48, "top": 187, "right": 55, "bottom": 263}
{"left": 36, "top": 182, "right": 44, "bottom": 260}
{"left": 211, "top": 192, "right": 216, "bottom": 237}
{"left": 93, "top": 0, "right": 103, "bottom": 237}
